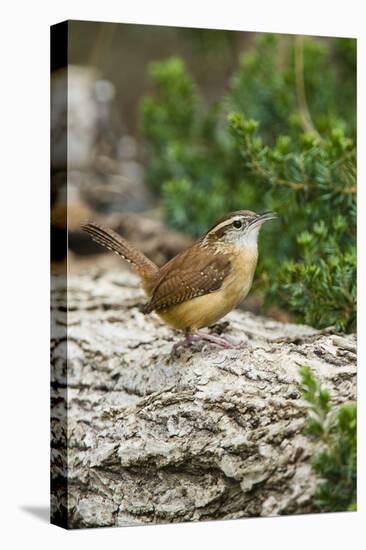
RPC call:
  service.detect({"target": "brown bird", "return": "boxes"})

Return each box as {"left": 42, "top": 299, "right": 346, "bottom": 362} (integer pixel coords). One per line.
{"left": 82, "top": 210, "right": 276, "bottom": 351}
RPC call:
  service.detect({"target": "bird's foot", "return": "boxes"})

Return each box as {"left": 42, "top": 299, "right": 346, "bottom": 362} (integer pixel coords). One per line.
{"left": 171, "top": 331, "right": 245, "bottom": 355}
{"left": 199, "top": 332, "right": 245, "bottom": 349}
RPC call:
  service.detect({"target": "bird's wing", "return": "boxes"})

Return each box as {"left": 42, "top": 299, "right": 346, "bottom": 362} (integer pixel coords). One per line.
{"left": 145, "top": 245, "right": 232, "bottom": 312}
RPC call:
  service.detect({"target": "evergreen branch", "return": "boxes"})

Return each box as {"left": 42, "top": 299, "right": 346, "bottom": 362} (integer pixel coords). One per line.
{"left": 241, "top": 133, "right": 306, "bottom": 191}
{"left": 335, "top": 186, "right": 356, "bottom": 194}
{"left": 239, "top": 125, "right": 355, "bottom": 195}
{"left": 300, "top": 367, "right": 357, "bottom": 511}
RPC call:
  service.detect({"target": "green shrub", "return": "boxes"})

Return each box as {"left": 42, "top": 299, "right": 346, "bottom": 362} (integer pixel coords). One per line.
{"left": 300, "top": 367, "right": 356, "bottom": 512}
{"left": 229, "top": 114, "right": 356, "bottom": 331}
{"left": 229, "top": 34, "right": 356, "bottom": 141}
{"left": 139, "top": 34, "right": 356, "bottom": 331}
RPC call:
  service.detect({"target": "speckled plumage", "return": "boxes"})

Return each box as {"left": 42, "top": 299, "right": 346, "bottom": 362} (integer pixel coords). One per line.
{"left": 144, "top": 243, "right": 232, "bottom": 313}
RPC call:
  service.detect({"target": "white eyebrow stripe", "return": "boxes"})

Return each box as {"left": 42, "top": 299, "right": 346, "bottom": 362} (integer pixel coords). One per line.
{"left": 206, "top": 216, "right": 243, "bottom": 236}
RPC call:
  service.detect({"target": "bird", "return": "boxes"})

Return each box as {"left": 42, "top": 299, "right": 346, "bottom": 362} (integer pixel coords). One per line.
{"left": 81, "top": 210, "right": 276, "bottom": 351}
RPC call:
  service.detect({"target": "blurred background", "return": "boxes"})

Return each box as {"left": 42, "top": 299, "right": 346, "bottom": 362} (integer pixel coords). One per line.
{"left": 51, "top": 21, "right": 356, "bottom": 330}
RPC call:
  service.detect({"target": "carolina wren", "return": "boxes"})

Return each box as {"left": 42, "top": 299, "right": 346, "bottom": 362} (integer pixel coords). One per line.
{"left": 82, "top": 210, "right": 276, "bottom": 350}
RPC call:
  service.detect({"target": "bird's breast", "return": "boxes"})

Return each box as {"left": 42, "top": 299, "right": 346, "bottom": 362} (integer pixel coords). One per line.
{"left": 156, "top": 248, "right": 258, "bottom": 331}
{"left": 222, "top": 247, "right": 258, "bottom": 303}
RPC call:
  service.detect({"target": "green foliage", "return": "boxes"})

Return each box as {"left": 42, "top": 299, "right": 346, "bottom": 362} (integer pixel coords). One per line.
{"left": 300, "top": 367, "right": 356, "bottom": 512}
{"left": 229, "top": 35, "right": 356, "bottom": 141}
{"left": 229, "top": 113, "right": 356, "bottom": 331}
{"left": 139, "top": 34, "right": 356, "bottom": 331}
{"left": 139, "top": 58, "right": 199, "bottom": 192}
{"left": 140, "top": 57, "right": 247, "bottom": 230}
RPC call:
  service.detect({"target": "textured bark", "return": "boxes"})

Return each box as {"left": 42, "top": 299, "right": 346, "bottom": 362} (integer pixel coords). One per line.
{"left": 51, "top": 270, "right": 356, "bottom": 528}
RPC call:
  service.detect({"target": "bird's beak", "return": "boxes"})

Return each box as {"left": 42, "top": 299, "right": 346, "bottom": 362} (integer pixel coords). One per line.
{"left": 248, "top": 211, "right": 277, "bottom": 230}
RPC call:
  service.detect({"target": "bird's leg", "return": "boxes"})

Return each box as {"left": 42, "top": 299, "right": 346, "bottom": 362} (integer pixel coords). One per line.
{"left": 171, "top": 329, "right": 199, "bottom": 355}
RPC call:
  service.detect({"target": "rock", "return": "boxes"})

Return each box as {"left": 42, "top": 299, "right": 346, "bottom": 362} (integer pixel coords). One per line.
{"left": 51, "top": 270, "right": 356, "bottom": 528}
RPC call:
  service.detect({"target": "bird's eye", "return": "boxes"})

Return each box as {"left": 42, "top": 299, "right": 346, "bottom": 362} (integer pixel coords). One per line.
{"left": 233, "top": 219, "right": 242, "bottom": 229}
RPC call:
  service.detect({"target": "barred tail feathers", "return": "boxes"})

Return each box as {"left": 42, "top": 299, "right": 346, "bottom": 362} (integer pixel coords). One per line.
{"left": 81, "top": 222, "right": 158, "bottom": 283}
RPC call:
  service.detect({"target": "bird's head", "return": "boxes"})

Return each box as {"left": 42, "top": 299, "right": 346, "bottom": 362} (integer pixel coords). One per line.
{"left": 203, "top": 210, "right": 277, "bottom": 251}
